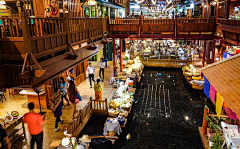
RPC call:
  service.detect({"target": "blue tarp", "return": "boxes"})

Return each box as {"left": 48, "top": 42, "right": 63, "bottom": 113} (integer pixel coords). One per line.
{"left": 203, "top": 76, "right": 210, "bottom": 98}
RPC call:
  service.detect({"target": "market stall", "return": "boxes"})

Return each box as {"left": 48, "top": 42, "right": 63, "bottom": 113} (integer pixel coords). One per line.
{"left": 0, "top": 111, "right": 26, "bottom": 147}
{"left": 19, "top": 89, "right": 47, "bottom": 109}
{"left": 182, "top": 65, "right": 204, "bottom": 90}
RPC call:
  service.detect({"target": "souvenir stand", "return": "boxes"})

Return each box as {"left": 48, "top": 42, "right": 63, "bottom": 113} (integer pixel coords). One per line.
{"left": 182, "top": 65, "right": 204, "bottom": 90}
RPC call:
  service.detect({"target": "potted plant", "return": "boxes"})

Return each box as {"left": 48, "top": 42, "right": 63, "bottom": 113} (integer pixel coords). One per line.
{"left": 209, "top": 131, "right": 223, "bottom": 149}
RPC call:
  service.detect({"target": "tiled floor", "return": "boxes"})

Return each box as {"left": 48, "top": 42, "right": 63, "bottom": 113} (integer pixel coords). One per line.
{"left": 1, "top": 62, "right": 115, "bottom": 149}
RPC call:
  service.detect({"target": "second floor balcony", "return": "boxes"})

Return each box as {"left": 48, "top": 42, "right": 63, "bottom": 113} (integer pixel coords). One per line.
{"left": 108, "top": 17, "right": 216, "bottom": 39}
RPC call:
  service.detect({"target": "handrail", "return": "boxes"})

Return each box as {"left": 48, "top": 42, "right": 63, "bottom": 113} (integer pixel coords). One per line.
{"left": 217, "top": 18, "right": 240, "bottom": 26}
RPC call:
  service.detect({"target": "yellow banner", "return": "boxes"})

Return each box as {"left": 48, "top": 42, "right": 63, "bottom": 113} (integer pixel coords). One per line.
{"left": 216, "top": 92, "right": 224, "bottom": 119}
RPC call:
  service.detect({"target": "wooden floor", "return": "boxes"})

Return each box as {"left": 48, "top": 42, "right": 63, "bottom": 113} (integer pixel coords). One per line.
{"left": 1, "top": 62, "right": 115, "bottom": 149}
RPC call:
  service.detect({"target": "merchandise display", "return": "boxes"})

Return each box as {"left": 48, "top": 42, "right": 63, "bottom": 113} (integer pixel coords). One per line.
{"left": 182, "top": 65, "right": 204, "bottom": 90}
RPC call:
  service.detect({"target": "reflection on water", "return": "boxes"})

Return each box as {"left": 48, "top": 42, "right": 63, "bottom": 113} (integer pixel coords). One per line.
{"left": 78, "top": 68, "right": 211, "bottom": 149}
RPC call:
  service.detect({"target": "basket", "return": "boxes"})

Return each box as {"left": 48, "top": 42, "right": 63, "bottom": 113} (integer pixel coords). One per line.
{"left": 109, "top": 104, "right": 120, "bottom": 109}
{"left": 121, "top": 107, "right": 130, "bottom": 111}
{"left": 108, "top": 112, "right": 119, "bottom": 117}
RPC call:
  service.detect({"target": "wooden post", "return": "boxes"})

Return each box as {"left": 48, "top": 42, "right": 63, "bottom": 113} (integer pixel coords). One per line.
{"left": 120, "top": 39, "right": 123, "bottom": 72}
{"left": 86, "top": 16, "right": 90, "bottom": 40}
{"left": 20, "top": 12, "right": 32, "bottom": 55}
{"left": 202, "top": 107, "right": 209, "bottom": 134}
{"left": 216, "top": 0, "right": 219, "bottom": 24}
{"left": 202, "top": 40, "right": 206, "bottom": 67}
{"left": 211, "top": 40, "right": 216, "bottom": 63}
{"left": 113, "top": 38, "right": 116, "bottom": 74}
{"left": 225, "top": 0, "right": 231, "bottom": 19}
{"left": 105, "top": 98, "right": 108, "bottom": 111}
{"left": 175, "top": 15, "right": 177, "bottom": 38}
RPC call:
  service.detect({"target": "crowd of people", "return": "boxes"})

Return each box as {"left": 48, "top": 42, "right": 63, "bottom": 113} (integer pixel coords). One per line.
{"left": 21, "top": 58, "right": 106, "bottom": 149}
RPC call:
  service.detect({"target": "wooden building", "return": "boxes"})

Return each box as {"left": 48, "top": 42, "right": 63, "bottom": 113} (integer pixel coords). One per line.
{"left": 0, "top": 0, "right": 240, "bottom": 107}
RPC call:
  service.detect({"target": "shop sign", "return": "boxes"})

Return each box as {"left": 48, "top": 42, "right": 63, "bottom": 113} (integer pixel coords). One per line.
{"left": 0, "top": 9, "right": 11, "bottom": 17}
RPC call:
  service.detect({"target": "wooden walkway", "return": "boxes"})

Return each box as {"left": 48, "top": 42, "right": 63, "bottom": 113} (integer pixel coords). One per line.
{"left": 141, "top": 58, "right": 192, "bottom": 68}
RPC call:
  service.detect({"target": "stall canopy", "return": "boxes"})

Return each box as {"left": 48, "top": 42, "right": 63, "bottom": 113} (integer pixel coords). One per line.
{"left": 201, "top": 54, "right": 240, "bottom": 118}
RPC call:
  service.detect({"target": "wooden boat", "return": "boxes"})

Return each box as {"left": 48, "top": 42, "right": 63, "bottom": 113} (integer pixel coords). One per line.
{"left": 183, "top": 71, "right": 204, "bottom": 90}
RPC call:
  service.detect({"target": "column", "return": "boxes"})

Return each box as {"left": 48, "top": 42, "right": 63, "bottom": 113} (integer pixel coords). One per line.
{"left": 113, "top": 38, "right": 116, "bottom": 72}
{"left": 211, "top": 40, "right": 216, "bottom": 64}
{"left": 202, "top": 40, "right": 206, "bottom": 67}
{"left": 225, "top": 0, "right": 231, "bottom": 19}
{"left": 120, "top": 39, "right": 123, "bottom": 72}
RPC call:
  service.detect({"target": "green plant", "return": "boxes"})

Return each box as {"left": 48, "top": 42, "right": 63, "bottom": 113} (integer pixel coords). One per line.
{"left": 123, "top": 56, "right": 128, "bottom": 60}
{"left": 205, "top": 115, "right": 226, "bottom": 132}
{"left": 209, "top": 132, "right": 223, "bottom": 149}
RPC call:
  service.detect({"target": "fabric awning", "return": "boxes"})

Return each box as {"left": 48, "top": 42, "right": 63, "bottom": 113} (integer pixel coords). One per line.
{"left": 96, "top": 0, "right": 104, "bottom": 5}
{"left": 201, "top": 54, "right": 240, "bottom": 118}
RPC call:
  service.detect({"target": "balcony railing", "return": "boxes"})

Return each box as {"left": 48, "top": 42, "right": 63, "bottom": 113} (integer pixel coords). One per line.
{"left": 109, "top": 18, "right": 216, "bottom": 34}
{"left": 0, "top": 13, "right": 107, "bottom": 61}
{"left": 0, "top": 17, "right": 22, "bottom": 38}
{"left": 217, "top": 18, "right": 240, "bottom": 26}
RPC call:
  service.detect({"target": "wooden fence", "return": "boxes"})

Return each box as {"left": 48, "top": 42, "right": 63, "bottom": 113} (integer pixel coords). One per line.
{"left": 67, "top": 97, "right": 108, "bottom": 137}
{"left": 109, "top": 18, "right": 216, "bottom": 34}
{"left": 0, "top": 17, "right": 22, "bottom": 37}
{"left": 141, "top": 58, "right": 192, "bottom": 68}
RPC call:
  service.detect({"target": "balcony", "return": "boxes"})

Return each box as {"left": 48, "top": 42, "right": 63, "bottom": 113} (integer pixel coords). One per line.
{"left": 217, "top": 18, "right": 240, "bottom": 46}
{"left": 0, "top": 13, "right": 107, "bottom": 89}
{"left": 108, "top": 18, "right": 216, "bottom": 39}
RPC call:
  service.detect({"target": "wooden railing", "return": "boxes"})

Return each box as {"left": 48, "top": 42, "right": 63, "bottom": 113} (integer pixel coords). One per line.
{"left": 109, "top": 18, "right": 216, "bottom": 34}
{"left": 109, "top": 19, "right": 140, "bottom": 24}
{"left": 0, "top": 17, "right": 22, "bottom": 37}
{"left": 142, "top": 19, "right": 174, "bottom": 24}
{"left": 141, "top": 58, "right": 192, "bottom": 68}
{"left": 91, "top": 98, "right": 108, "bottom": 115}
{"left": 217, "top": 18, "right": 240, "bottom": 26}
{"left": 68, "top": 18, "right": 88, "bottom": 32}
{"left": 67, "top": 97, "right": 108, "bottom": 137}
{"left": 28, "top": 18, "right": 65, "bottom": 37}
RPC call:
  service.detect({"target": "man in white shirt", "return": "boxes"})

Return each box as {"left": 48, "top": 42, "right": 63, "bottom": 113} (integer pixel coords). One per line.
{"left": 98, "top": 58, "right": 105, "bottom": 82}
{"left": 87, "top": 62, "right": 95, "bottom": 88}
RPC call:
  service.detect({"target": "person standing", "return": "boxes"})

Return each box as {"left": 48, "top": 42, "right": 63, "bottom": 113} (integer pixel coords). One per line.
{"left": 68, "top": 80, "right": 78, "bottom": 120}
{"left": 0, "top": 125, "right": 11, "bottom": 149}
{"left": 94, "top": 79, "right": 103, "bottom": 108}
{"left": 87, "top": 62, "right": 95, "bottom": 88}
{"left": 24, "top": 103, "right": 45, "bottom": 149}
{"left": 50, "top": 92, "right": 63, "bottom": 132}
{"left": 59, "top": 77, "right": 69, "bottom": 108}
{"left": 98, "top": 58, "right": 105, "bottom": 82}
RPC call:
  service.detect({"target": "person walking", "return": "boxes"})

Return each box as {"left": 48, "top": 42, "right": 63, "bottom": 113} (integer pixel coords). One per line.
{"left": 87, "top": 62, "right": 95, "bottom": 88}
{"left": 0, "top": 125, "right": 11, "bottom": 149}
{"left": 68, "top": 80, "right": 78, "bottom": 120}
{"left": 24, "top": 103, "right": 45, "bottom": 149}
{"left": 50, "top": 91, "right": 63, "bottom": 132}
{"left": 94, "top": 79, "right": 103, "bottom": 108}
{"left": 98, "top": 58, "right": 105, "bottom": 82}
{"left": 59, "top": 77, "right": 69, "bottom": 108}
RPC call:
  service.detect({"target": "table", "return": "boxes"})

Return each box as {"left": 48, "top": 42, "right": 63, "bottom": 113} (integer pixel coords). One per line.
{"left": 19, "top": 90, "right": 48, "bottom": 109}
{"left": 4, "top": 116, "right": 27, "bottom": 145}
{"left": 104, "top": 117, "right": 127, "bottom": 128}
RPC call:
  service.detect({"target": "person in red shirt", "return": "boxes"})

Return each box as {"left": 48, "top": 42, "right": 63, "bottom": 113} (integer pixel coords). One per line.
{"left": 24, "top": 103, "right": 45, "bottom": 149}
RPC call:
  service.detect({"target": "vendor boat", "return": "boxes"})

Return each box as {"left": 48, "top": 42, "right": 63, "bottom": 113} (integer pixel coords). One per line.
{"left": 182, "top": 65, "right": 204, "bottom": 90}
